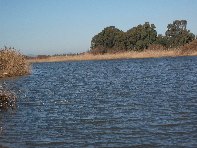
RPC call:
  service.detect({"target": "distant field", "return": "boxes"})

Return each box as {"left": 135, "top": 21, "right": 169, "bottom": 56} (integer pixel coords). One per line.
{"left": 27, "top": 48, "right": 197, "bottom": 63}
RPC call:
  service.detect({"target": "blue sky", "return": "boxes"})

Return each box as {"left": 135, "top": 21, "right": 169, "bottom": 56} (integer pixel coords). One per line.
{"left": 0, "top": 0, "right": 197, "bottom": 55}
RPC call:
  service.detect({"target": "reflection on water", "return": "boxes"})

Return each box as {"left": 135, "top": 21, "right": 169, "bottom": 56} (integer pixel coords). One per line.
{"left": 0, "top": 56, "right": 197, "bottom": 147}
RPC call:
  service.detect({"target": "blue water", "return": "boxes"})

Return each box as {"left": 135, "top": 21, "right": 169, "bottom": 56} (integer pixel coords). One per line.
{"left": 0, "top": 56, "right": 197, "bottom": 147}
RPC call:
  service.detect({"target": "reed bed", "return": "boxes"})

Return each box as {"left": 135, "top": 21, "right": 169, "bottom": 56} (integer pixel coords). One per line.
{"left": 28, "top": 44, "right": 197, "bottom": 63}
{"left": 0, "top": 48, "right": 30, "bottom": 78}
{"left": 28, "top": 39, "right": 197, "bottom": 63}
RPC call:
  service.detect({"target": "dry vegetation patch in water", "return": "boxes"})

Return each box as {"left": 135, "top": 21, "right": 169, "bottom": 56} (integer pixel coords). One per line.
{"left": 0, "top": 48, "right": 30, "bottom": 78}
{"left": 0, "top": 87, "right": 16, "bottom": 110}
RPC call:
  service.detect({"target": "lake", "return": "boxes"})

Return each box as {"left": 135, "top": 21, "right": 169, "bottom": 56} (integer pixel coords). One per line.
{"left": 0, "top": 56, "right": 197, "bottom": 147}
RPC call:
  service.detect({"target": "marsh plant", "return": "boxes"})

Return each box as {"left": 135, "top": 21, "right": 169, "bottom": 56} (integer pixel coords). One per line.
{"left": 0, "top": 47, "right": 30, "bottom": 78}
{"left": 0, "top": 85, "right": 16, "bottom": 110}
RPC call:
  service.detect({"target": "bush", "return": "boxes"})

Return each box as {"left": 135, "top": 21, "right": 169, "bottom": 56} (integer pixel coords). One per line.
{"left": 0, "top": 48, "right": 30, "bottom": 78}
{"left": 147, "top": 44, "right": 167, "bottom": 51}
{"left": 178, "top": 39, "right": 197, "bottom": 55}
{"left": 90, "top": 46, "right": 108, "bottom": 55}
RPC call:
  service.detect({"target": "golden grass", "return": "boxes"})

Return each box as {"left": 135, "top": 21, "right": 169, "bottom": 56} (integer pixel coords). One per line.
{"left": 0, "top": 49, "right": 30, "bottom": 78}
{"left": 27, "top": 39, "right": 197, "bottom": 63}
{"left": 28, "top": 48, "right": 197, "bottom": 63}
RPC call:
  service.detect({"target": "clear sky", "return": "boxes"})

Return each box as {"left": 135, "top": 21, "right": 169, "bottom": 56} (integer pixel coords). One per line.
{"left": 0, "top": 0, "right": 197, "bottom": 55}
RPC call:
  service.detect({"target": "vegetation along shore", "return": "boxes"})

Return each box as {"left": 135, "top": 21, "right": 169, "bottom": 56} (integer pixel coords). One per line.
{"left": 28, "top": 20, "right": 197, "bottom": 63}
{"left": 0, "top": 47, "right": 30, "bottom": 78}
{"left": 28, "top": 39, "right": 197, "bottom": 63}
{"left": 0, "top": 48, "right": 29, "bottom": 109}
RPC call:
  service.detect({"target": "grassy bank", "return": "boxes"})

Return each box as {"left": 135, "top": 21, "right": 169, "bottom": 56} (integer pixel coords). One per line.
{"left": 0, "top": 48, "right": 30, "bottom": 78}
{"left": 28, "top": 40, "right": 197, "bottom": 63}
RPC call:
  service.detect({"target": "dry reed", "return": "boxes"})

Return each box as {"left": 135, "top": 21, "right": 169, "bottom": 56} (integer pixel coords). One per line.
{"left": 27, "top": 39, "right": 197, "bottom": 63}
{"left": 28, "top": 47, "right": 197, "bottom": 63}
{"left": 0, "top": 48, "right": 30, "bottom": 78}
{"left": 0, "top": 86, "right": 16, "bottom": 110}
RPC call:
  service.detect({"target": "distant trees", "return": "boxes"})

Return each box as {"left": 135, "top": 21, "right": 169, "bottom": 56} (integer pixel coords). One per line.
{"left": 91, "top": 26, "right": 124, "bottom": 54}
{"left": 125, "top": 22, "right": 157, "bottom": 51}
{"left": 90, "top": 20, "right": 195, "bottom": 54}
{"left": 165, "top": 20, "right": 195, "bottom": 47}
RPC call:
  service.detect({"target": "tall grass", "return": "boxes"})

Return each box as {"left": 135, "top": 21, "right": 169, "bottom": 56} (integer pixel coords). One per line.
{"left": 28, "top": 40, "right": 197, "bottom": 63}
{"left": 27, "top": 51, "right": 172, "bottom": 63}
{"left": 0, "top": 48, "right": 30, "bottom": 78}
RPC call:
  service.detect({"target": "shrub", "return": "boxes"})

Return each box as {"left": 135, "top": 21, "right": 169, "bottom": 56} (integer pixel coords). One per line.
{"left": 0, "top": 87, "right": 16, "bottom": 110}
{"left": 90, "top": 46, "right": 108, "bottom": 55}
{"left": 0, "top": 48, "right": 30, "bottom": 78}
{"left": 181, "top": 39, "right": 197, "bottom": 51}
{"left": 147, "top": 44, "right": 167, "bottom": 51}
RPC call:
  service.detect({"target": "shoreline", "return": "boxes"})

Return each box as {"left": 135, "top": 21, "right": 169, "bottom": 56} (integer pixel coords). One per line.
{"left": 27, "top": 49, "right": 197, "bottom": 63}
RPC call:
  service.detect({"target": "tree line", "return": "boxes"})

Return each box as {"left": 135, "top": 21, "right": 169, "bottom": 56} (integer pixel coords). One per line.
{"left": 90, "top": 20, "right": 196, "bottom": 54}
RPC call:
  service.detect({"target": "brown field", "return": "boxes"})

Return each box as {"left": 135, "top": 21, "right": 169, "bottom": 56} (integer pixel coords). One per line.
{"left": 28, "top": 47, "right": 197, "bottom": 63}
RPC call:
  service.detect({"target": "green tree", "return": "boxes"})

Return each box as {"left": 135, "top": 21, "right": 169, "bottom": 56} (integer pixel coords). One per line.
{"left": 91, "top": 26, "right": 123, "bottom": 53}
{"left": 126, "top": 22, "right": 157, "bottom": 51}
{"left": 154, "top": 34, "right": 169, "bottom": 48}
{"left": 165, "top": 20, "right": 195, "bottom": 47}
{"left": 90, "top": 20, "right": 196, "bottom": 54}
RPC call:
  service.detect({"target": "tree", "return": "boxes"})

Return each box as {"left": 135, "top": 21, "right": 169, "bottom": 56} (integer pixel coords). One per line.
{"left": 91, "top": 26, "right": 124, "bottom": 53}
{"left": 126, "top": 22, "right": 157, "bottom": 51}
{"left": 165, "top": 20, "right": 195, "bottom": 47}
{"left": 90, "top": 20, "right": 196, "bottom": 54}
{"left": 154, "top": 34, "right": 169, "bottom": 48}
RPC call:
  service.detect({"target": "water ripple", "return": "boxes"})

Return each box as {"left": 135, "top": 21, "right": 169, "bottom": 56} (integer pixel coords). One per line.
{"left": 0, "top": 56, "right": 197, "bottom": 147}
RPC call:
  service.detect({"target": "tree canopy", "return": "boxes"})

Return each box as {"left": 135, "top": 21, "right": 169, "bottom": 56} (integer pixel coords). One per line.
{"left": 90, "top": 20, "right": 195, "bottom": 54}
{"left": 165, "top": 20, "right": 195, "bottom": 47}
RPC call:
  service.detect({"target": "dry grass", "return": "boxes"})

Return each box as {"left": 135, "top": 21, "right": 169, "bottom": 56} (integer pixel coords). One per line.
{"left": 28, "top": 46, "right": 197, "bottom": 63}
{"left": 177, "top": 39, "right": 197, "bottom": 55}
{"left": 27, "top": 39, "right": 197, "bottom": 63}
{"left": 0, "top": 48, "right": 30, "bottom": 78}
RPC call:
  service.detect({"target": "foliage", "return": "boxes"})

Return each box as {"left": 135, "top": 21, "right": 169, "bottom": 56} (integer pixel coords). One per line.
{"left": 90, "top": 20, "right": 195, "bottom": 54}
{"left": 178, "top": 39, "right": 197, "bottom": 55}
{"left": 165, "top": 20, "right": 195, "bottom": 47}
{"left": 126, "top": 22, "right": 157, "bottom": 51}
{"left": 91, "top": 26, "right": 124, "bottom": 53}
{"left": 154, "top": 34, "right": 169, "bottom": 47}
